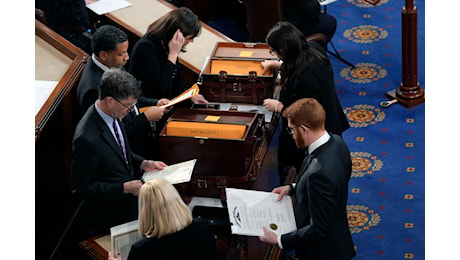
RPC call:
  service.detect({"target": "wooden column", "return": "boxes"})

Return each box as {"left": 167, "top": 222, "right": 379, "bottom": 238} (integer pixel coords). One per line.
{"left": 385, "top": 0, "right": 424, "bottom": 108}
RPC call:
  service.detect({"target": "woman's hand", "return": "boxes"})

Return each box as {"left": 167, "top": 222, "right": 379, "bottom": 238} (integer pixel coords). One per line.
{"left": 261, "top": 60, "right": 282, "bottom": 74}
{"left": 168, "top": 29, "right": 185, "bottom": 63}
{"left": 263, "top": 99, "right": 282, "bottom": 112}
{"left": 191, "top": 94, "right": 209, "bottom": 104}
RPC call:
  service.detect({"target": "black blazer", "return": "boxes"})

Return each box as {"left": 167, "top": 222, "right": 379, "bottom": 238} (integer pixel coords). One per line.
{"left": 71, "top": 104, "right": 145, "bottom": 237}
{"left": 127, "top": 220, "right": 216, "bottom": 260}
{"left": 76, "top": 58, "right": 159, "bottom": 159}
{"left": 278, "top": 41, "right": 350, "bottom": 171}
{"left": 281, "top": 135, "right": 356, "bottom": 260}
{"left": 77, "top": 58, "right": 158, "bottom": 112}
{"left": 128, "top": 37, "right": 193, "bottom": 134}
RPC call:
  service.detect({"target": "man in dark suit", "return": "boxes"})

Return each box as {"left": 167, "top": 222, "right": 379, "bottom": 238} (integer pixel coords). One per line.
{"left": 259, "top": 98, "right": 356, "bottom": 260}
{"left": 76, "top": 24, "right": 170, "bottom": 159}
{"left": 72, "top": 69, "right": 168, "bottom": 238}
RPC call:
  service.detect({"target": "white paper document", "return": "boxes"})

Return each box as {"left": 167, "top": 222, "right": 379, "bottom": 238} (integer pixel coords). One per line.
{"left": 142, "top": 159, "right": 196, "bottom": 184}
{"left": 35, "top": 80, "right": 58, "bottom": 115}
{"left": 159, "top": 83, "right": 200, "bottom": 108}
{"left": 111, "top": 220, "right": 141, "bottom": 260}
{"left": 86, "top": 0, "right": 132, "bottom": 15}
{"left": 318, "top": 0, "right": 338, "bottom": 6}
{"left": 225, "top": 188, "right": 297, "bottom": 236}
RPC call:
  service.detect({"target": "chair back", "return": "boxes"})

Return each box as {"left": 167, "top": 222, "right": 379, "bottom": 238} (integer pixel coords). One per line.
{"left": 242, "top": 0, "right": 282, "bottom": 42}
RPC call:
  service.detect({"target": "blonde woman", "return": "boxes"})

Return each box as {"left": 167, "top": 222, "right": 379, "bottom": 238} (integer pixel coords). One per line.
{"left": 109, "top": 178, "right": 216, "bottom": 260}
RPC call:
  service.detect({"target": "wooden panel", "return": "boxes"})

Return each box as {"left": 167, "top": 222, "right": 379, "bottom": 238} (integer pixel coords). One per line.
{"left": 35, "top": 19, "right": 88, "bottom": 140}
{"left": 35, "top": 19, "right": 89, "bottom": 259}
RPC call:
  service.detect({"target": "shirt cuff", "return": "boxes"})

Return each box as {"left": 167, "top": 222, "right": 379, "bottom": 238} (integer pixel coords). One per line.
{"left": 277, "top": 235, "right": 284, "bottom": 249}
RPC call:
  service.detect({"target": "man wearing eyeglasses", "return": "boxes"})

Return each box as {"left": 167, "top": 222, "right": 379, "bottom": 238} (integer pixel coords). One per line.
{"left": 72, "top": 69, "right": 168, "bottom": 238}
{"left": 259, "top": 98, "right": 356, "bottom": 260}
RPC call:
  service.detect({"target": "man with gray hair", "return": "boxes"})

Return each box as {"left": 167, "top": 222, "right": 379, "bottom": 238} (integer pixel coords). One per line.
{"left": 72, "top": 69, "right": 168, "bottom": 238}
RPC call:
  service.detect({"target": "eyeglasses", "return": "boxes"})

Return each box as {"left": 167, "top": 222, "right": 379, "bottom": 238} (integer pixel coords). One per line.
{"left": 113, "top": 97, "right": 137, "bottom": 112}
{"left": 286, "top": 124, "right": 311, "bottom": 135}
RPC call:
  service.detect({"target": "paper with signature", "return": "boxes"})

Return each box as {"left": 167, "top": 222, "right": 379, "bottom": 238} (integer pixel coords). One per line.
{"left": 225, "top": 188, "right": 296, "bottom": 236}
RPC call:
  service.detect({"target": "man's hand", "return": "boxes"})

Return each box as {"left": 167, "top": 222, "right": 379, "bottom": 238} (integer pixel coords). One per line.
{"left": 272, "top": 185, "right": 291, "bottom": 201}
{"left": 140, "top": 160, "right": 167, "bottom": 172}
{"left": 259, "top": 227, "right": 279, "bottom": 245}
{"left": 143, "top": 106, "right": 164, "bottom": 122}
{"left": 123, "top": 180, "right": 143, "bottom": 196}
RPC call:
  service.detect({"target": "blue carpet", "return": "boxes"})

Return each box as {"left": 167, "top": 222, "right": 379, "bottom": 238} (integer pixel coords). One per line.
{"left": 327, "top": 0, "right": 425, "bottom": 259}
{"left": 206, "top": 0, "right": 425, "bottom": 258}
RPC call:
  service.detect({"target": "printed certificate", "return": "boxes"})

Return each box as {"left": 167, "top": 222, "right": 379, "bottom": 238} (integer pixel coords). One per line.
{"left": 225, "top": 188, "right": 297, "bottom": 236}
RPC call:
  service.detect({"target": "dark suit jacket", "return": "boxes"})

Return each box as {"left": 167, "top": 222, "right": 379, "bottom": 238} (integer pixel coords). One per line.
{"left": 71, "top": 104, "right": 145, "bottom": 237}
{"left": 128, "top": 37, "right": 193, "bottom": 134}
{"left": 127, "top": 220, "right": 216, "bottom": 260}
{"left": 278, "top": 41, "right": 350, "bottom": 170}
{"left": 281, "top": 135, "right": 356, "bottom": 260}
{"left": 76, "top": 58, "right": 159, "bottom": 159}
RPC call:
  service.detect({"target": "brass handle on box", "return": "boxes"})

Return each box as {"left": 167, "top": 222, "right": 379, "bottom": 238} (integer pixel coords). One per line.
{"left": 253, "top": 117, "right": 266, "bottom": 141}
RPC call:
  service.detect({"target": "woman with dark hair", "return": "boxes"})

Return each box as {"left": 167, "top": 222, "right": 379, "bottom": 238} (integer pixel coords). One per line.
{"left": 128, "top": 7, "right": 208, "bottom": 143}
{"left": 262, "top": 21, "right": 349, "bottom": 185}
{"left": 128, "top": 7, "right": 208, "bottom": 104}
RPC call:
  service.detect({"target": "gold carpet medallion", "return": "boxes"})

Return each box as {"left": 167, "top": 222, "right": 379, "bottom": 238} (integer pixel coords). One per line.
{"left": 347, "top": 0, "right": 388, "bottom": 8}
{"left": 347, "top": 205, "right": 381, "bottom": 233}
{"left": 343, "top": 25, "right": 388, "bottom": 44}
{"left": 340, "top": 62, "right": 387, "bottom": 83}
{"left": 351, "top": 152, "right": 383, "bottom": 177}
{"left": 344, "top": 104, "right": 385, "bottom": 127}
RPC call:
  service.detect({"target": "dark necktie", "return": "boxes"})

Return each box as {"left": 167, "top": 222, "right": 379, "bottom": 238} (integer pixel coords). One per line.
{"left": 113, "top": 118, "right": 128, "bottom": 165}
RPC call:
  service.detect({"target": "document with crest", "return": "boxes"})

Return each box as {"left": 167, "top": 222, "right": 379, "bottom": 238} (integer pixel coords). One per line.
{"left": 142, "top": 159, "right": 196, "bottom": 184}
{"left": 225, "top": 188, "right": 297, "bottom": 236}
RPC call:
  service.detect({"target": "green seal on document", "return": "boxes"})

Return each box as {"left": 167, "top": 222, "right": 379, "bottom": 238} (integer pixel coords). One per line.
{"left": 269, "top": 223, "right": 278, "bottom": 230}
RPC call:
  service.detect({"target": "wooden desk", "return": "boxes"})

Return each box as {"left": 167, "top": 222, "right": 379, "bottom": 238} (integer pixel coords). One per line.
{"left": 35, "top": 19, "right": 88, "bottom": 140}
{"left": 35, "top": 19, "right": 90, "bottom": 259}
{"left": 78, "top": 113, "right": 282, "bottom": 259}
{"left": 79, "top": 232, "right": 280, "bottom": 260}
{"left": 90, "top": 0, "right": 233, "bottom": 85}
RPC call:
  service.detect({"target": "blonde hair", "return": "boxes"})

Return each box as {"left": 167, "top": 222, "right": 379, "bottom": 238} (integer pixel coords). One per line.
{"left": 138, "top": 178, "right": 192, "bottom": 238}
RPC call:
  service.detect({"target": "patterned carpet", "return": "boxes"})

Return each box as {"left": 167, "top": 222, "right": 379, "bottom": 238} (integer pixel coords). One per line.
{"left": 327, "top": 0, "right": 425, "bottom": 259}
{"left": 197, "top": 0, "right": 426, "bottom": 258}
{"left": 210, "top": 0, "right": 426, "bottom": 259}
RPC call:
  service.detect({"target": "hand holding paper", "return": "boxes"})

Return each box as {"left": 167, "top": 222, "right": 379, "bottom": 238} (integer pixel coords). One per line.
{"left": 159, "top": 84, "right": 200, "bottom": 108}
{"left": 225, "top": 188, "right": 297, "bottom": 237}
{"left": 142, "top": 159, "right": 196, "bottom": 184}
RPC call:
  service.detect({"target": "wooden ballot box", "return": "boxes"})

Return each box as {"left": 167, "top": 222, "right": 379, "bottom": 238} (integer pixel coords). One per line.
{"left": 158, "top": 107, "right": 268, "bottom": 197}
{"left": 198, "top": 42, "right": 277, "bottom": 104}
{"left": 159, "top": 108, "right": 265, "bottom": 177}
